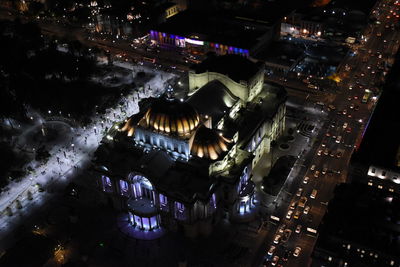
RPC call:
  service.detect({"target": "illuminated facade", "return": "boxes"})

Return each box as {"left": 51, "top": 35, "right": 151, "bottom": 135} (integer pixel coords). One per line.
{"left": 150, "top": 30, "right": 250, "bottom": 57}
{"left": 94, "top": 55, "right": 286, "bottom": 238}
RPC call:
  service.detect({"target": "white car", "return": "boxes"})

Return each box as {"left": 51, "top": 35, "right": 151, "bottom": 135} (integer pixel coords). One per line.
{"left": 310, "top": 164, "right": 316, "bottom": 171}
{"left": 303, "top": 176, "right": 310, "bottom": 184}
{"left": 278, "top": 224, "right": 286, "bottom": 233}
{"left": 293, "top": 247, "right": 302, "bottom": 257}
{"left": 273, "top": 234, "right": 281, "bottom": 244}
{"left": 271, "top": 255, "right": 279, "bottom": 266}
{"left": 295, "top": 225, "right": 302, "bottom": 234}
{"left": 296, "top": 188, "right": 303, "bottom": 197}
{"left": 343, "top": 122, "right": 348, "bottom": 129}
{"left": 304, "top": 206, "right": 311, "bottom": 214}
{"left": 286, "top": 210, "right": 293, "bottom": 220}
{"left": 268, "top": 245, "right": 276, "bottom": 256}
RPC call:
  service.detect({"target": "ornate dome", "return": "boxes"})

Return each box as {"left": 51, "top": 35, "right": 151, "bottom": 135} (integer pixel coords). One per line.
{"left": 145, "top": 98, "right": 200, "bottom": 136}
{"left": 191, "top": 126, "right": 232, "bottom": 160}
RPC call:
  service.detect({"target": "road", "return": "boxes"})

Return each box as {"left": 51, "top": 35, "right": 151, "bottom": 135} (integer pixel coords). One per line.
{"left": 257, "top": 0, "right": 400, "bottom": 266}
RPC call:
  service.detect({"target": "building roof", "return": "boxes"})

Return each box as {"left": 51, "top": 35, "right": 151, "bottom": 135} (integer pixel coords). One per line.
{"left": 95, "top": 143, "right": 217, "bottom": 204}
{"left": 187, "top": 79, "right": 239, "bottom": 125}
{"left": 192, "top": 54, "right": 262, "bottom": 83}
{"left": 237, "top": 83, "right": 287, "bottom": 147}
{"left": 351, "top": 53, "right": 400, "bottom": 172}
{"left": 315, "top": 183, "right": 400, "bottom": 263}
{"left": 153, "top": 10, "right": 270, "bottom": 49}
{"left": 143, "top": 97, "right": 200, "bottom": 137}
{"left": 191, "top": 125, "right": 231, "bottom": 160}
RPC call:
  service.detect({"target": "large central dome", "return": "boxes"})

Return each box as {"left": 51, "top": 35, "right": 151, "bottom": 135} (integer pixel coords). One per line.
{"left": 144, "top": 98, "right": 200, "bottom": 136}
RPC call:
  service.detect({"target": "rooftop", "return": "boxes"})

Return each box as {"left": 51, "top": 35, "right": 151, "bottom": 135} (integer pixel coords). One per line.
{"left": 187, "top": 79, "right": 239, "bottom": 125}
{"left": 192, "top": 54, "right": 262, "bottom": 83}
{"left": 315, "top": 183, "right": 400, "bottom": 263}
{"left": 351, "top": 51, "right": 400, "bottom": 172}
{"left": 153, "top": 10, "right": 271, "bottom": 49}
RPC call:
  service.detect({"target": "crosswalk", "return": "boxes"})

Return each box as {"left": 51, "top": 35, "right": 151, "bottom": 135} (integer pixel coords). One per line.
{"left": 296, "top": 122, "right": 315, "bottom": 138}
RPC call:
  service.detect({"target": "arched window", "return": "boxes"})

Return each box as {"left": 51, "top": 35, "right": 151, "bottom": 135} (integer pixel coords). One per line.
{"left": 128, "top": 173, "right": 154, "bottom": 200}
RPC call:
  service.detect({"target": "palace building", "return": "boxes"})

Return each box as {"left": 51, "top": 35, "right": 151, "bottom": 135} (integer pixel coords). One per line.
{"left": 93, "top": 55, "right": 286, "bottom": 239}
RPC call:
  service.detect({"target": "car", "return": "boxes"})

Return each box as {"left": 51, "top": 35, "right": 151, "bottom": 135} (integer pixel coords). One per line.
{"left": 282, "top": 229, "right": 292, "bottom": 242}
{"left": 286, "top": 210, "right": 293, "bottom": 220}
{"left": 348, "top": 96, "right": 352, "bottom": 101}
{"left": 350, "top": 103, "right": 355, "bottom": 109}
{"left": 273, "top": 234, "right": 281, "bottom": 244}
{"left": 314, "top": 171, "right": 320, "bottom": 178}
{"left": 346, "top": 127, "right": 352, "bottom": 133}
{"left": 268, "top": 245, "right": 276, "bottom": 256}
{"left": 298, "top": 196, "right": 307, "bottom": 208}
{"left": 322, "top": 142, "right": 327, "bottom": 147}
{"left": 303, "top": 176, "right": 310, "bottom": 184}
{"left": 326, "top": 132, "right": 331, "bottom": 137}
{"left": 310, "top": 164, "right": 316, "bottom": 171}
{"left": 330, "top": 121, "right": 336, "bottom": 128}
{"left": 322, "top": 167, "right": 327, "bottom": 174}
{"left": 330, "top": 151, "right": 335, "bottom": 157}
{"left": 278, "top": 224, "right": 286, "bottom": 233}
{"left": 304, "top": 206, "right": 311, "bottom": 214}
{"left": 348, "top": 113, "right": 352, "bottom": 118}
{"left": 355, "top": 105, "right": 360, "bottom": 111}
{"left": 317, "top": 149, "right": 322, "bottom": 156}
{"left": 296, "top": 188, "right": 303, "bottom": 197}
{"left": 295, "top": 224, "right": 302, "bottom": 233}
{"left": 289, "top": 201, "right": 297, "bottom": 210}
{"left": 343, "top": 109, "right": 347, "bottom": 115}
{"left": 336, "top": 152, "right": 342, "bottom": 158}
{"left": 343, "top": 122, "right": 348, "bottom": 129}
{"left": 324, "top": 148, "right": 329, "bottom": 155}
{"left": 310, "top": 189, "right": 318, "bottom": 199}
{"left": 354, "top": 95, "right": 359, "bottom": 100}
{"left": 271, "top": 255, "right": 279, "bottom": 266}
{"left": 282, "top": 250, "right": 291, "bottom": 262}
{"left": 293, "top": 247, "right": 302, "bottom": 257}
{"left": 294, "top": 210, "right": 301, "bottom": 219}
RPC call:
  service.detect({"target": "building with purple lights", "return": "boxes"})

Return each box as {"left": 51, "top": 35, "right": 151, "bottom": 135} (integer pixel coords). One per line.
{"left": 94, "top": 55, "right": 286, "bottom": 239}
{"left": 150, "top": 10, "right": 281, "bottom": 57}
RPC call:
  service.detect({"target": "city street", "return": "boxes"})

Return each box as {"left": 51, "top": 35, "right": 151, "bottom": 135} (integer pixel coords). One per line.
{"left": 257, "top": 0, "right": 400, "bottom": 266}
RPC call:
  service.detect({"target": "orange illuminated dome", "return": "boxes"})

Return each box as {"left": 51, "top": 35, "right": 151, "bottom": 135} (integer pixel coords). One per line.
{"left": 145, "top": 98, "right": 200, "bottom": 136}
{"left": 191, "top": 126, "right": 232, "bottom": 160}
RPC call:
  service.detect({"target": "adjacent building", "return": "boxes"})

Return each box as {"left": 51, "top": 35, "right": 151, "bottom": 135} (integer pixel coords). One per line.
{"left": 150, "top": 9, "right": 282, "bottom": 57}
{"left": 349, "top": 77, "right": 400, "bottom": 194}
{"left": 311, "top": 183, "right": 400, "bottom": 267}
{"left": 93, "top": 55, "right": 286, "bottom": 238}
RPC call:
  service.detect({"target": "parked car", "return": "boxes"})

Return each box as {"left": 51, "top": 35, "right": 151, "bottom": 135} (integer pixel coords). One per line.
{"left": 295, "top": 224, "right": 302, "bottom": 234}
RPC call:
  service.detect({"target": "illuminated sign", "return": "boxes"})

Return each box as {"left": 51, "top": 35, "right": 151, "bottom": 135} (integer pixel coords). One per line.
{"left": 185, "top": 38, "right": 204, "bottom": 45}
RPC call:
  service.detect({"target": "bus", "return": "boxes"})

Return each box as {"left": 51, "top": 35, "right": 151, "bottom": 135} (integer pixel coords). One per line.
{"left": 362, "top": 91, "right": 371, "bottom": 103}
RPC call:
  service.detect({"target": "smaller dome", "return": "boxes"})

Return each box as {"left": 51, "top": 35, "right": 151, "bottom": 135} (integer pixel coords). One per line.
{"left": 121, "top": 118, "right": 135, "bottom": 136}
{"left": 191, "top": 126, "right": 232, "bottom": 160}
{"left": 145, "top": 98, "right": 200, "bottom": 136}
